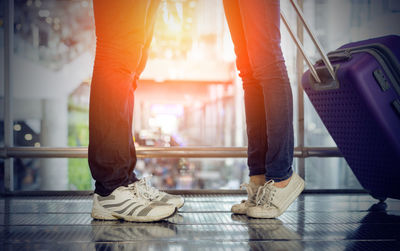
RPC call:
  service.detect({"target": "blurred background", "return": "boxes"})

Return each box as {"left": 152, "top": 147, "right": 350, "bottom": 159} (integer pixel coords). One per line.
{"left": 0, "top": 0, "right": 399, "bottom": 191}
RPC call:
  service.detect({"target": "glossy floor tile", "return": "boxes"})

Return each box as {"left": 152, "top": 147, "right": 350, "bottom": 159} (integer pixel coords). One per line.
{"left": 1, "top": 193, "right": 399, "bottom": 250}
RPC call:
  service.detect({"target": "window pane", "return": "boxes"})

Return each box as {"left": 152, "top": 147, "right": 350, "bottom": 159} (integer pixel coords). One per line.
{"left": 12, "top": 157, "right": 251, "bottom": 191}
{"left": 7, "top": 0, "right": 400, "bottom": 192}
{"left": 305, "top": 158, "right": 362, "bottom": 190}
{"left": 11, "top": 156, "right": 365, "bottom": 191}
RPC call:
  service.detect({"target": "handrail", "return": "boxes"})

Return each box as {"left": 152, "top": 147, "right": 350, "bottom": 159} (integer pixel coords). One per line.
{"left": 0, "top": 146, "right": 342, "bottom": 158}
{"left": 286, "top": 0, "right": 336, "bottom": 81}
{"left": 280, "top": 11, "right": 321, "bottom": 83}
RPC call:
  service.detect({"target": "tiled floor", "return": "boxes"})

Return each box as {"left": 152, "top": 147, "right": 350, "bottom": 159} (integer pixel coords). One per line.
{"left": 1, "top": 193, "right": 400, "bottom": 250}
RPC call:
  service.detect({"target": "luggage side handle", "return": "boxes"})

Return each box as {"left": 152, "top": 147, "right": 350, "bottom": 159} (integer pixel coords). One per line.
{"left": 281, "top": 0, "right": 336, "bottom": 84}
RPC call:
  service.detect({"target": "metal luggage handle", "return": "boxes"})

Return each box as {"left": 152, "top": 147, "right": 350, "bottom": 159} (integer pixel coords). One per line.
{"left": 280, "top": 0, "right": 336, "bottom": 83}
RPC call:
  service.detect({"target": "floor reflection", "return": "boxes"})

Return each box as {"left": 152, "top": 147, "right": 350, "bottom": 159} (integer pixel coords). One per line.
{"left": 345, "top": 202, "right": 400, "bottom": 250}
{"left": 2, "top": 194, "right": 399, "bottom": 250}
{"left": 91, "top": 214, "right": 179, "bottom": 250}
{"left": 231, "top": 214, "right": 304, "bottom": 250}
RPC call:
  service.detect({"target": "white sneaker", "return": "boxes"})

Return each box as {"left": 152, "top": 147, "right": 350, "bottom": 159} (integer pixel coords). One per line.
{"left": 231, "top": 182, "right": 261, "bottom": 214}
{"left": 91, "top": 185, "right": 176, "bottom": 222}
{"left": 133, "top": 178, "right": 185, "bottom": 209}
{"left": 247, "top": 173, "right": 305, "bottom": 219}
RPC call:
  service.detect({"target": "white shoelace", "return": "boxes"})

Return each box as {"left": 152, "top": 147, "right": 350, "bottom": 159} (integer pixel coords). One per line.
{"left": 255, "top": 180, "right": 276, "bottom": 207}
{"left": 129, "top": 176, "right": 162, "bottom": 201}
{"left": 121, "top": 184, "right": 143, "bottom": 200}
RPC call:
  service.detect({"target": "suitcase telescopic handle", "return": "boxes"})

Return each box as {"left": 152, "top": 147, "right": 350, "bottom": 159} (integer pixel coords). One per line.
{"left": 280, "top": 0, "right": 336, "bottom": 83}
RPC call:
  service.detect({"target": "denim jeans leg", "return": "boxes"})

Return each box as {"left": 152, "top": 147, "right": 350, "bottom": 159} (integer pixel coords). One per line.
{"left": 223, "top": 0, "right": 268, "bottom": 176}
{"left": 89, "top": 0, "right": 160, "bottom": 196}
{"left": 237, "top": 0, "right": 294, "bottom": 181}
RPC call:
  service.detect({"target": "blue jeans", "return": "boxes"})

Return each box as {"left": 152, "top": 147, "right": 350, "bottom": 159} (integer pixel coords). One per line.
{"left": 223, "top": 0, "right": 294, "bottom": 181}
{"left": 89, "top": 0, "right": 160, "bottom": 196}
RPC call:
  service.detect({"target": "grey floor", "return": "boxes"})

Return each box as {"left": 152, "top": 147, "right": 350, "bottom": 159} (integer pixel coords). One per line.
{"left": 1, "top": 193, "right": 400, "bottom": 250}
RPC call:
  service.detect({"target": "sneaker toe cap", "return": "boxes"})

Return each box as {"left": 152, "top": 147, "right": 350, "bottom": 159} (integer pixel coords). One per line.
{"left": 168, "top": 196, "right": 185, "bottom": 208}
{"left": 231, "top": 203, "right": 247, "bottom": 214}
{"left": 162, "top": 195, "right": 184, "bottom": 208}
{"left": 147, "top": 203, "right": 176, "bottom": 218}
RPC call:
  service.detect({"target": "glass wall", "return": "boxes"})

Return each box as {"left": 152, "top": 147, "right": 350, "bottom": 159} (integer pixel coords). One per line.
{"left": 3, "top": 0, "right": 400, "bottom": 191}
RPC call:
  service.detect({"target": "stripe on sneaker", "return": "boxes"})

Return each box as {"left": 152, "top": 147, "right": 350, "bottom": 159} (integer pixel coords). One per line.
{"left": 114, "top": 202, "right": 137, "bottom": 214}
{"left": 128, "top": 204, "right": 144, "bottom": 216}
{"left": 137, "top": 205, "right": 155, "bottom": 216}
{"left": 150, "top": 201, "right": 168, "bottom": 206}
{"left": 103, "top": 199, "right": 130, "bottom": 209}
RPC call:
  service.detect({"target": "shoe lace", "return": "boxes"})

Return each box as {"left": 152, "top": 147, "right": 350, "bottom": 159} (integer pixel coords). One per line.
{"left": 122, "top": 184, "right": 140, "bottom": 197}
{"left": 255, "top": 180, "right": 276, "bottom": 207}
{"left": 129, "top": 175, "right": 162, "bottom": 201}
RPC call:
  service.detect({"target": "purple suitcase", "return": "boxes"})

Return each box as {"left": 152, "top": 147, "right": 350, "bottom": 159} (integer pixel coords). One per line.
{"left": 301, "top": 35, "right": 400, "bottom": 200}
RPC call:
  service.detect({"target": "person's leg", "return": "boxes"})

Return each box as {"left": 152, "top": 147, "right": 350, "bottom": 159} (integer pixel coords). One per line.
{"left": 90, "top": 0, "right": 181, "bottom": 222}
{"left": 237, "top": 0, "right": 294, "bottom": 184}
{"left": 223, "top": 0, "right": 268, "bottom": 185}
{"left": 223, "top": 0, "right": 267, "bottom": 215}
{"left": 130, "top": 0, "right": 185, "bottom": 209}
{"left": 232, "top": 0, "right": 304, "bottom": 218}
{"left": 89, "top": 0, "right": 152, "bottom": 197}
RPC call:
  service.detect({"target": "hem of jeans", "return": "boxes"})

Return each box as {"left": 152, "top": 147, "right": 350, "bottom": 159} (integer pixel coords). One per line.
{"left": 94, "top": 189, "right": 113, "bottom": 197}
{"left": 265, "top": 169, "right": 293, "bottom": 182}
{"left": 94, "top": 179, "right": 138, "bottom": 197}
{"left": 249, "top": 169, "right": 266, "bottom": 177}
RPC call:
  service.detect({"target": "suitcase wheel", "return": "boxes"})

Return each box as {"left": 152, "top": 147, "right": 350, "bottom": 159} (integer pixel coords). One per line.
{"left": 370, "top": 193, "right": 387, "bottom": 202}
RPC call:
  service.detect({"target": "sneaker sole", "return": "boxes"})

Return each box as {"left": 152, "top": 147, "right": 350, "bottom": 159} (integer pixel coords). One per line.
{"left": 91, "top": 212, "right": 118, "bottom": 221}
{"left": 231, "top": 211, "right": 247, "bottom": 215}
{"left": 111, "top": 206, "right": 177, "bottom": 222}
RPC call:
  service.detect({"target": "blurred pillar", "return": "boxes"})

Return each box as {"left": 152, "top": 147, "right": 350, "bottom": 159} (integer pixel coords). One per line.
{"left": 39, "top": 98, "right": 68, "bottom": 190}
{"left": 224, "top": 101, "right": 232, "bottom": 147}
{"left": 296, "top": 0, "right": 305, "bottom": 179}
{"left": 4, "top": 0, "right": 15, "bottom": 192}
{"left": 233, "top": 74, "right": 244, "bottom": 147}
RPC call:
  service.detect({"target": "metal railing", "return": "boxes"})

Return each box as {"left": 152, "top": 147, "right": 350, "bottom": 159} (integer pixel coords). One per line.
{"left": 0, "top": 146, "right": 342, "bottom": 159}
